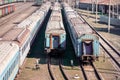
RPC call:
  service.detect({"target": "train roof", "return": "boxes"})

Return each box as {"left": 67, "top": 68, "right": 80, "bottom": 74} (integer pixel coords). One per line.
{"left": 63, "top": 3, "right": 93, "bottom": 37}
{"left": 51, "top": 10, "right": 61, "bottom": 16}
{"left": 0, "top": 2, "right": 50, "bottom": 38}
{"left": 0, "top": 42, "right": 19, "bottom": 75}
{"left": 67, "top": 11, "right": 79, "bottom": 19}
{"left": 73, "top": 23, "right": 93, "bottom": 36}
{"left": 1, "top": 28, "right": 30, "bottom": 47}
{"left": 46, "top": 2, "right": 65, "bottom": 34}
{"left": 46, "top": 21, "right": 65, "bottom": 34}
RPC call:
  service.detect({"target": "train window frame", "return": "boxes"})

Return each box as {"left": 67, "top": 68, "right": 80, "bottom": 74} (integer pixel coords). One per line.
{"left": 82, "top": 39, "right": 93, "bottom": 55}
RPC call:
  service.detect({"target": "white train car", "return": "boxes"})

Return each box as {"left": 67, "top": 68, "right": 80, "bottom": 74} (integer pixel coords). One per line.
{"left": 17, "top": 1, "right": 51, "bottom": 45}
{"left": 0, "top": 2, "right": 51, "bottom": 80}
{"left": 1, "top": 28, "right": 30, "bottom": 66}
{"left": 0, "top": 41, "right": 19, "bottom": 80}
{"left": 45, "top": 2, "right": 66, "bottom": 55}
{"left": 1, "top": 2, "right": 51, "bottom": 66}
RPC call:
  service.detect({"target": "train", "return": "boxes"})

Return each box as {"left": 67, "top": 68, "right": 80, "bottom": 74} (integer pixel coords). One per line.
{"left": 63, "top": 3, "right": 100, "bottom": 62}
{"left": 0, "top": 4, "right": 15, "bottom": 17}
{"left": 0, "top": 42, "right": 19, "bottom": 80}
{"left": 34, "top": 0, "right": 43, "bottom": 6}
{"left": 44, "top": 2, "right": 66, "bottom": 55}
{"left": 0, "top": 0, "right": 16, "bottom": 5}
{"left": 0, "top": 0, "right": 33, "bottom": 5}
{"left": 0, "top": 2, "right": 51, "bottom": 80}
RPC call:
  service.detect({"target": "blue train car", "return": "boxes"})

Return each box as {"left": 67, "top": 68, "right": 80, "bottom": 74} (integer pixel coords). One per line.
{"left": 0, "top": 42, "right": 19, "bottom": 80}
{"left": 63, "top": 3, "right": 99, "bottom": 62}
{"left": 45, "top": 2, "right": 66, "bottom": 55}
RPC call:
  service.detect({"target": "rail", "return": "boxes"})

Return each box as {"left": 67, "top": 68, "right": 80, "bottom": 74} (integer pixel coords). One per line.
{"left": 47, "top": 55, "right": 68, "bottom": 80}
{"left": 79, "top": 59, "right": 101, "bottom": 80}
{"left": 59, "top": 57, "right": 69, "bottom": 80}
{"left": 0, "top": 3, "right": 35, "bottom": 27}
{"left": 79, "top": 59, "right": 88, "bottom": 80}
{"left": 91, "top": 62, "right": 101, "bottom": 80}
{"left": 47, "top": 56, "right": 55, "bottom": 80}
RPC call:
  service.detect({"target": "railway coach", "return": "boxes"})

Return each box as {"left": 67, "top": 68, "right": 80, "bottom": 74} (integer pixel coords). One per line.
{"left": 0, "top": 4, "right": 15, "bottom": 17}
{"left": 17, "top": 2, "right": 51, "bottom": 46}
{"left": 0, "top": 42, "right": 19, "bottom": 80}
{"left": 0, "top": 2, "right": 51, "bottom": 80}
{"left": 1, "top": 2, "right": 51, "bottom": 66}
{"left": 63, "top": 3, "right": 99, "bottom": 62}
{"left": 45, "top": 2, "right": 66, "bottom": 55}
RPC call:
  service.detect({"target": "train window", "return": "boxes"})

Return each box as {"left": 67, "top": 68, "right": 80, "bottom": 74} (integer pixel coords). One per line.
{"left": 22, "top": 40, "right": 29, "bottom": 54}
{"left": 5, "top": 73, "right": 7, "bottom": 80}
{"left": 7, "top": 71, "right": 9, "bottom": 79}
{"left": 8, "top": 68, "right": 10, "bottom": 77}
{"left": 3, "top": 77, "right": 5, "bottom": 80}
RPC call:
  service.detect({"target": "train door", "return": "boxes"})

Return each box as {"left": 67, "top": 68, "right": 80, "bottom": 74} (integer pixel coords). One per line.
{"left": 52, "top": 36, "right": 59, "bottom": 49}
{"left": 82, "top": 41, "right": 93, "bottom": 55}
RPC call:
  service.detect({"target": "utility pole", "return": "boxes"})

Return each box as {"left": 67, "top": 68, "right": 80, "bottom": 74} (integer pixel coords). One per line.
{"left": 75, "top": 0, "right": 79, "bottom": 8}
{"left": 108, "top": 0, "right": 111, "bottom": 33}
{"left": 91, "top": 0, "right": 94, "bottom": 14}
{"left": 95, "top": 0, "right": 98, "bottom": 23}
{"left": 116, "top": 0, "right": 119, "bottom": 19}
{"left": 112, "top": 5, "right": 114, "bottom": 18}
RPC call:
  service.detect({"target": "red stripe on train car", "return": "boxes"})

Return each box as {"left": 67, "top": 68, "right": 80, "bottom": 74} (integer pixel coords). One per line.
{"left": 8, "top": 5, "right": 11, "bottom": 13}
{"left": 2, "top": 7, "right": 5, "bottom": 16}
{"left": 13, "top": 5, "right": 15, "bottom": 11}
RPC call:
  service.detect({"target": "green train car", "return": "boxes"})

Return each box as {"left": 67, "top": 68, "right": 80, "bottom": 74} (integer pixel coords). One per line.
{"left": 35, "top": 0, "right": 43, "bottom": 6}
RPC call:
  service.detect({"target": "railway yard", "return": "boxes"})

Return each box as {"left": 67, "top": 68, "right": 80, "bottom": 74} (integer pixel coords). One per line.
{"left": 0, "top": 1, "right": 120, "bottom": 80}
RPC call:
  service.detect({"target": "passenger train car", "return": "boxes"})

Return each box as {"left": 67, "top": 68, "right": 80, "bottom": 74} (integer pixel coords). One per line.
{"left": 1, "top": 2, "right": 51, "bottom": 66}
{"left": 45, "top": 2, "right": 66, "bottom": 55}
{"left": 0, "top": 2, "right": 51, "bottom": 80}
{"left": 34, "top": 0, "right": 43, "bottom": 6}
{"left": 63, "top": 3, "right": 99, "bottom": 62}
{"left": 0, "top": 4, "right": 15, "bottom": 17}
{"left": 0, "top": 42, "right": 19, "bottom": 80}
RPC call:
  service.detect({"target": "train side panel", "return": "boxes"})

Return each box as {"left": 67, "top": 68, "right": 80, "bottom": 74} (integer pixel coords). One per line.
{"left": 19, "top": 36, "right": 30, "bottom": 66}
{"left": 60, "top": 33, "right": 66, "bottom": 49}
{"left": 45, "top": 34, "right": 50, "bottom": 48}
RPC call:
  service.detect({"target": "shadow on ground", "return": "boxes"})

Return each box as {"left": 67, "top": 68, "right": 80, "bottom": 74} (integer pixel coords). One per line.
{"left": 27, "top": 10, "right": 52, "bottom": 64}
{"left": 95, "top": 27, "right": 120, "bottom": 36}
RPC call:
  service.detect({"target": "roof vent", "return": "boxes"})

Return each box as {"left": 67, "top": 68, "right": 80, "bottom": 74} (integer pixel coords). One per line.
{"left": 0, "top": 38, "right": 2, "bottom": 40}
{"left": 10, "top": 43, "right": 14, "bottom": 46}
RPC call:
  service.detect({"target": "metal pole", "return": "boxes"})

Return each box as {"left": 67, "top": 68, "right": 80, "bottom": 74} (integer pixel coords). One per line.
{"left": 108, "top": 0, "right": 111, "bottom": 33}
{"left": 95, "top": 0, "right": 98, "bottom": 23}
{"left": 112, "top": 5, "right": 114, "bottom": 18}
{"left": 117, "top": 3, "right": 119, "bottom": 19}
{"left": 91, "top": 0, "right": 94, "bottom": 14}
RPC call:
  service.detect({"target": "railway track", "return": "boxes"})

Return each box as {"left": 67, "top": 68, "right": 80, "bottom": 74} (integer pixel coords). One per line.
{"left": 0, "top": 3, "right": 36, "bottom": 27}
{"left": 0, "top": 3, "right": 38, "bottom": 37}
{"left": 77, "top": 11, "right": 120, "bottom": 71}
{"left": 79, "top": 60, "right": 102, "bottom": 80}
{"left": 47, "top": 55, "right": 68, "bottom": 80}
